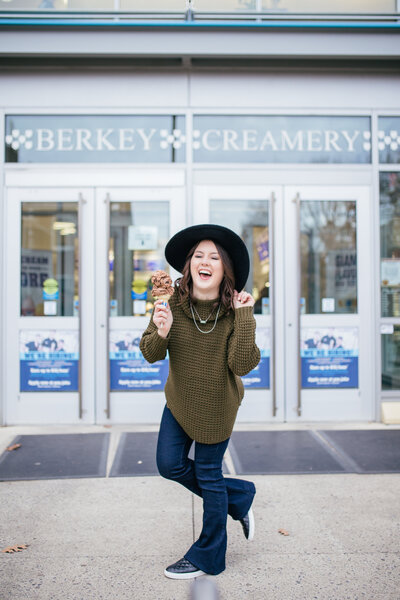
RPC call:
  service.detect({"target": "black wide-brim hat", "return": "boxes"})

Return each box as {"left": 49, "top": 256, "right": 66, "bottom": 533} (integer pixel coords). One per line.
{"left": 165, "top": 224, "right": 250, "bottom": 292}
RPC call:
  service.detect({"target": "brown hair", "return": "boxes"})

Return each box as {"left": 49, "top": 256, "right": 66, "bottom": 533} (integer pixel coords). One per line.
{"left": 175, "top": 240, "right": 235, "bottom": 312}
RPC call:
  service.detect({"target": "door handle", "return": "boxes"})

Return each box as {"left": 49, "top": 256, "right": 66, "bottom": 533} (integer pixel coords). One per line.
{"left": 78, "top": 193, "right": 83, "bottom": 419}
{"left": 270, "top": 192, "right": 277, "bottom": 417}
{"left": 105, "top": 193, "right": 111, "bottom": 419}
{"left": 293, "top": 193, "right": 302, "bottom": 417}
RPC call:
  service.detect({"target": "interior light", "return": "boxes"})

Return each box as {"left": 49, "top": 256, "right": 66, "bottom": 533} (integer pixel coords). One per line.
{"left": 53, "top": 221, "right": 75, "bottom": 230}
{"left": 53, "top": 221, "right": 76, "bottom": 236}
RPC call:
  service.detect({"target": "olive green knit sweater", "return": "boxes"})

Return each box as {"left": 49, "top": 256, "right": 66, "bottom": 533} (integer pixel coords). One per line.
{"left": 139, "top": 289, "right": 260, "bottom": 444}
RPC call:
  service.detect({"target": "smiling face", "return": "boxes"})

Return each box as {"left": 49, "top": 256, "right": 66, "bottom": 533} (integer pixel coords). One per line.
{"left": 190, "top": 240, "right": 225, "bottom": 300}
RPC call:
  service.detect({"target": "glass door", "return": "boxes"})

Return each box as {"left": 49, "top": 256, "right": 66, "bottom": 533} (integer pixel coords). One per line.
{"left": 5, "top": 187, "right": 95, "bottom": 424}
{"left": 194, "top": 185, "right": 284, "bottom": 421}
{"left": 95, "top": 187, "right": 186, "bottom": 423}
{"left": 194, "top": 184, "right": 374, "bottom": 423}
{"left": 284, "top": 185, "right": 374, "bottom": 421}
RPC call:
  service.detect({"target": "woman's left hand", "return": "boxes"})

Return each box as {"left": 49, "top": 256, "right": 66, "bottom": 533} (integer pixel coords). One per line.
{"left": 233, "top": 290, "right": 255, "bottom": 309}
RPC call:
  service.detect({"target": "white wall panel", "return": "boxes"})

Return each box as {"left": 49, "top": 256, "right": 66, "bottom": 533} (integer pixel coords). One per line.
{"left": 190, "top": 72, "right": 400, "bottom": 110}
{"left": 0, "top": 30, "right": 399, "bottom": 59}
{"left": 0, "top": 72, "right": 188, "bottom": 109}
{"left": 2, "top": 70, "right": 400, "bottom": 112}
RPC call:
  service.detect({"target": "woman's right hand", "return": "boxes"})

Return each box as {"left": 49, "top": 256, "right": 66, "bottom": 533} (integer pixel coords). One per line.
{"left": 153, "top": 299, "right": 173, "bottom": 337}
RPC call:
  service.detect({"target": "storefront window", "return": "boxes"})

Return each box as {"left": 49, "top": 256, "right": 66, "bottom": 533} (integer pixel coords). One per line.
{"left": 301, "top": 200, "right": 357, "bottom": 314}
{"left": 5, "top": 115, "right": 186, "bottom": 164}
{"left": 1, "top": 0, "right": 393, "bottom": 10}
{"left": 21, "top": 202, "right": 78, "bottom": 317}
{"left": 380, "top": 172, "right": 400, "bottom": 317}
{"left": 192, "top": 115, "right": 371, "bottom": 164}
{"left": 382, "top": 326, "right": 400, "bottom": 390}
{"left": 378, "top": 117, "right": 400, "bottom": 164}
{"left": 109, "top": 201, "right": 169, "bottom": 317}
{"left": 262, "top": 0, "right": 395, "bottom": 12}
{"left": 121, "top": 0, "right": 184, "bottom": 8}
{"left": 0, "top": 0, "right": 113, "bottom": 9}
{"left": 194, "top": 0, "right": 256, "bottom": 8}
{"left": 209, "top": 199, "right": 269, "bottom": 315}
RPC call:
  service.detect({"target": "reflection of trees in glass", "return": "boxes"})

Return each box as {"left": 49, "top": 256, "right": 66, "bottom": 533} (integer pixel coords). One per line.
{"left": 210, "top": 199, "right": 268, "bottom": 313}
{"left": 380, "top": 173, "right": 400, "bottom": 259}
{"left": 379, "top": 173, "right": 400, "bottom": 318}
{"left": 301, "top": 201, "right": 356, "bottom": 314}
{"left": 382, "top": 326, "right": 400, "bottom": 390}
{"left": 21, "top": 203, "right": 78, "bottom": 317}
{"left": 109, "top": 202, "right": 169, "bottom": 317}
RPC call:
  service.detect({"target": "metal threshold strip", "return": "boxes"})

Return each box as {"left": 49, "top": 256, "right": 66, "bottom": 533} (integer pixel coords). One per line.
{"left": 0, "top": 10, "right": 399, "bottom": 28}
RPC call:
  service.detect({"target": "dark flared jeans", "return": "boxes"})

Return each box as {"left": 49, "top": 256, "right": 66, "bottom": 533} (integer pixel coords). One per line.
{"left": 156, "top": 405, "right": 256, "bottom": 575}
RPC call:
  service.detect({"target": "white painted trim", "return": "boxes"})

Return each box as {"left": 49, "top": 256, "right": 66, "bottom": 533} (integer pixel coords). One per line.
{"left": 4, "top": 169, "right": 185, "bottom": 188}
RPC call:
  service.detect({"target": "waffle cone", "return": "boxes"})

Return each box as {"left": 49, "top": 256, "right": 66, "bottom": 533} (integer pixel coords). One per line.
{"left": 155, "top": 294, "right": 171, "bottom": 329}
{"left": 156, "top": 294, "right": 171, "bottom": 302}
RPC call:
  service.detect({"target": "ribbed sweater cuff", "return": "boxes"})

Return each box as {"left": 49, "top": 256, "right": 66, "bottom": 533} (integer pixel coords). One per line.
{"left": 153, "top": 329, "right": 170, "bottom": 350}
{"left": 234, "top": 306, "right": 255, "bottom": 323}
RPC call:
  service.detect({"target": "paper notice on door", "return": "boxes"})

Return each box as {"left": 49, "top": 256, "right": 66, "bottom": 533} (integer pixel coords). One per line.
{"left": 381, "top": 259, "right": 400, "bottom": 286}
{"left": 19, "top": 330, "right": 79, "bottom": 392}
{"left": 128, "top": 226, "right": 158, "bottom": 250}
{"left": 322, "top": 298, "right": 335, "bottom": 312}
{"left": 301, "top": 326, "right": 358, "bottom": 388}
{"left": 380, "top": 324, "right": 394, "bottom": 334}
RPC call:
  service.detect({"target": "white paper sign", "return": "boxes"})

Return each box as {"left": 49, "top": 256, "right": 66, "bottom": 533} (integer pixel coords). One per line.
{"left": 44, "top": 301, "right": 57, "bottom": 316}
{"left": 381, "top": 259, "right": 400, "bottom": 286}
{"left": 133, "top": 300, "right": 146, "bottom": 315}
{"left": 322, "top": 298, "right": 335, "bottom": 313}
{"left": 128, "top": 226, "right": 158, "bottom": 250}
{"left": 380, "top": 324, "right": 394, "bottom": 334}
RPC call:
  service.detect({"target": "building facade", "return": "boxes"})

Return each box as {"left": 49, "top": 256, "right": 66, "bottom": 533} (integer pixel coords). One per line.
{"left": 1, "top": 2, "right": 400, "bottom": 425}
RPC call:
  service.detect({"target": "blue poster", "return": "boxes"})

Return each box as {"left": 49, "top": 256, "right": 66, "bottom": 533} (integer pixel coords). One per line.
{"left": 110, "top": 330, "right": 168, "bottom": 391}
{"left": 242, "top": 327, "right": 270, "bottom": 389}
{"left": 20, "top": 330, "right": 79, "bottom": 392}
{"left": 301, "top": 327, "right": 359, "bottom": 388}
{"left": 242, "top": 356, "right": 270, "bottom": 388}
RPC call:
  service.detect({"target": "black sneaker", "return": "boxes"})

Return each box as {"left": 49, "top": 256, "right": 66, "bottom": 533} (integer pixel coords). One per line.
{"left": 239, "top": 507, "right": 255, "bottom": 541}
{"left": 164, "top": 558, "right": 205, "bottom": 580}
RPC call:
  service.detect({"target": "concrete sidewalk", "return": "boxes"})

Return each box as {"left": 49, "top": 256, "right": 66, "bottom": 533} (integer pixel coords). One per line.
{"left": 1, "top": 426, "right": 400, "bottom": 599}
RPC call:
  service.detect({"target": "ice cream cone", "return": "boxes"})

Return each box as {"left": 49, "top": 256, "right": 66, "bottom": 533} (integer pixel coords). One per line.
{"left": 156, "top": 294, "right": 171, "bottom": 306}
{"left": 151, "top": 270, "right": 174, "bottom": 329}
{"left": 155, "top": 294, "right": 171, "bottom": 328}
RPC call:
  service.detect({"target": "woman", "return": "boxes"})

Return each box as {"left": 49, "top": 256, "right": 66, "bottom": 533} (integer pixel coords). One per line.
{"left": 139, "top": 224, "right": 260, "bottom": 579}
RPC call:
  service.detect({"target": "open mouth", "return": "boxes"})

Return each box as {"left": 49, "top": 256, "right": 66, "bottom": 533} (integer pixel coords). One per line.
{"left": 199, "top": 269, "right": 212, "bottom": 281}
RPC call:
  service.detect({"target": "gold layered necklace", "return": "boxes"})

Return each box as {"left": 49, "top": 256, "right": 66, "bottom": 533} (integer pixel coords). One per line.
{"left": 190, "top": 302, "right": 221, "bottom": 334}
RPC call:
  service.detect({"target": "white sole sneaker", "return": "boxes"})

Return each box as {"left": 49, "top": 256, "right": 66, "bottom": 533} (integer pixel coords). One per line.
{"left": 247, "top": 507, "right": 255, "bottom": 541}
{"left": 164, "top": 568, "right": 205, "bottom": 580}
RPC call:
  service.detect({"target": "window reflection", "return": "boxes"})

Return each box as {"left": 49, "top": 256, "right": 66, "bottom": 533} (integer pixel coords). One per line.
{"left": 261, "top": 0, "right": 394, "bottom": 12}
{"left": 382, "top": 326, "right": 400, "bottom": 390}
{"left": 210, "top": 199, "right": 269, "bottom": 314}
{"left": 109, "top": 201, "right": 169, "bottom": 316}
{"left": 380, "top": 173, "right": 400, "bottom": 317}
{"left": 194, "top": 0, "right": 256, "bottom": 8}
{"left": 121, "top": 0, "right": 184, "bottom": 8}
{"left": 301, "top": 200, "right": 357, "bottom": 314}
{"left": 21, "top": 202, "right": 78, "bottom": 317}
{"left": 1, "top": 0, "right": 393, "bottom": 11}
{"left": 1, "top": 0, "right": 113, "bottom": 9}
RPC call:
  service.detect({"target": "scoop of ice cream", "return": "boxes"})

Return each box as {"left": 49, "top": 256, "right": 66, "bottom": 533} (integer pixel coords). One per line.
{"left": 151, "top": 270, "right": 174, "bottom": 297}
